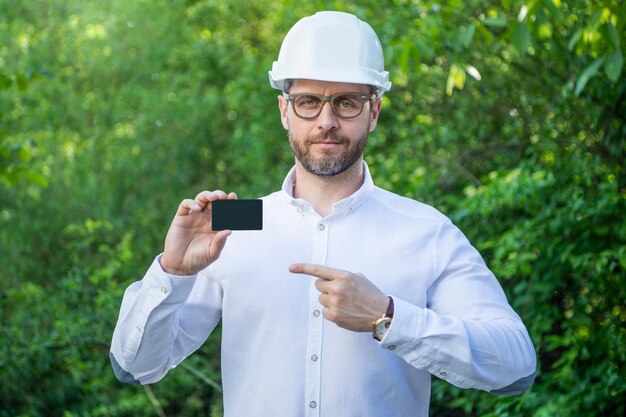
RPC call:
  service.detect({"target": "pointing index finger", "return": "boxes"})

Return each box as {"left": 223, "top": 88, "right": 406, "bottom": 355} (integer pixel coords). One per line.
{"left": 289, "top": 263, "right": 339, "bottom": 280}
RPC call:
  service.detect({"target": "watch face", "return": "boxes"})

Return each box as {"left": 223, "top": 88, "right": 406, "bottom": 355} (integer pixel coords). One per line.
{"left": 374, "top": 317, "right": 392, "bottom": 341}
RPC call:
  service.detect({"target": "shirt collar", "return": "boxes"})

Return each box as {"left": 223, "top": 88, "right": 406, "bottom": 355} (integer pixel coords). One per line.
{"left": 280, "top": 161, "right": 375, "bottom": 216}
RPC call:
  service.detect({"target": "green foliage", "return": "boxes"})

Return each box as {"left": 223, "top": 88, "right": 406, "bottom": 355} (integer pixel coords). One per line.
{"left": 0, "top": 70, "right": 48, "bottom": 187}
{"left": 1, "top": 0, "right": 624, "bottom": 415}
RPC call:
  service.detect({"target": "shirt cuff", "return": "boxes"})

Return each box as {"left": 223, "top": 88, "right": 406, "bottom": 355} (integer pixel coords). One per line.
{"left": 148, "top": 254, "right": 198, "bottom": 305}
{"left": 379, "top": 296, "right": 426, "bottom": 364}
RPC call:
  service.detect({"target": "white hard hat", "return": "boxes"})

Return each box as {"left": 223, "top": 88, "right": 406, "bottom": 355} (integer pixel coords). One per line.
{"left": 269, "top": 11, "right": 391, "bottom": 95}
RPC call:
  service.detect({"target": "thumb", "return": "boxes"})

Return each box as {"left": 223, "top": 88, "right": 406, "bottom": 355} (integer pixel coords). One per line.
{"left": 209, "top": 230, "right": 232, "bottom": 262}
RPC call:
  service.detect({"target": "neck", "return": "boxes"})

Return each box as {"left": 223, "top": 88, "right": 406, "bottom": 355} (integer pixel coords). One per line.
{"left": 293, "top": 158, "right": 365, "bottom": 217}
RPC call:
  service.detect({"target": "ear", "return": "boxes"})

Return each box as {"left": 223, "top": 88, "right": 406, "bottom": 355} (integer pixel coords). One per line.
{"left": 368, "top": 99, "right": 382, "bottom": 132}
{"left": 278, "top": 95, "right": 289, "bottom": 130}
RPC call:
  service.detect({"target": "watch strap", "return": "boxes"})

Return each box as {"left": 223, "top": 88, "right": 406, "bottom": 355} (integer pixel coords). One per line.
{"left": 385, "top": 296, "right": 394, "bottom": 318}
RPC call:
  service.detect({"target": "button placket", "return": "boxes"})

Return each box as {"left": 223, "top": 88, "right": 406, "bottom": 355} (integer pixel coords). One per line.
{"left": 305, "top": 220, "right": 329, "bottom": 417}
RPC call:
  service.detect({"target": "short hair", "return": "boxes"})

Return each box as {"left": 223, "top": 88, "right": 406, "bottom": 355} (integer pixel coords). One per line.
{"left": 282, "top": 79, "right": 294, "bottom": 93}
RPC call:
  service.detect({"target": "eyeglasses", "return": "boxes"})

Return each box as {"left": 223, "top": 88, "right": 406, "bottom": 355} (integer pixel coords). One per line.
{"left": 283, "top": 92, "right": 376, "bottom": 120}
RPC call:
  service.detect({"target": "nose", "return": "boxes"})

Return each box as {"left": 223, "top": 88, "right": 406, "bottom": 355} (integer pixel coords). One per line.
{"left": 316, "top": 100, "right": 339, "bottom": 132}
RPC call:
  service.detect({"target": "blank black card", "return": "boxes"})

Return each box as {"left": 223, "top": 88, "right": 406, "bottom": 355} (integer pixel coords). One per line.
{"left": 212, "top": 199, "right": 263, "bottom": 231}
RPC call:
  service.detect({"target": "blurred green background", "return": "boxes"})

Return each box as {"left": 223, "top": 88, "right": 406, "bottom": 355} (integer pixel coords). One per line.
{"left": 1, "top": 0, "right": 624, "bottom": 416}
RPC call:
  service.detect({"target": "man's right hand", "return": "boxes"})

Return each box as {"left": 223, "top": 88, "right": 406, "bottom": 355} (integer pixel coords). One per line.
{"left": 160, "top": 190, "right": 238, "bottom": 276}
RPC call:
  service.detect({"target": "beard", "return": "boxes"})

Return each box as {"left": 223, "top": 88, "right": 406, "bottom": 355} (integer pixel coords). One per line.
{"left": 289, "top": 130, "right": 368, "bottom": 177}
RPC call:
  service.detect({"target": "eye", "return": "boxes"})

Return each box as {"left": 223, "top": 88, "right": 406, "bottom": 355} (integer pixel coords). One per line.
{"left": 295, "top": 95, "right": 321, "bottom": 109}
{"left": 334, "top": 95, "right": 359, "bottom": 109}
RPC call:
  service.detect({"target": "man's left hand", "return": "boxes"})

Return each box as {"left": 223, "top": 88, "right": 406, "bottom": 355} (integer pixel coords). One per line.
{"left": 289, "top": 263, "right": 389, "bottom": 332}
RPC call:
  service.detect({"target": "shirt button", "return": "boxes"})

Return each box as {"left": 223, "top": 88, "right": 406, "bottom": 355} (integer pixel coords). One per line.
{"left": 136, "top": 326, "right": 143, "bottom": 333}
{"left": 160, "top": 287, "right": 167, "bottom": 294}
{"left": 309, "top": 401, "right": 317, "bottom": 408}
{"left": 439, "top": 371, "right": 447, "bottom": 377}
{"left": 318, "top": 224, "right": 325, "bottom": 231}
{"left": 313, "top": 310, "right": 321, "bottom": 317}
{"left": 311, "top": 354, "right": 318, "bottom": 361}
{"left": 388, "top": 345, "right": 397, "bottom": 351}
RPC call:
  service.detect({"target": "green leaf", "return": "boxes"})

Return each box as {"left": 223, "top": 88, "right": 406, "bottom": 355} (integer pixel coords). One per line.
{"left": 474, "top": 22, "right": 495, "bottom": 43}
{"left": 618, "top": 248, "right": 626, "bottom": 270}
{"left": 482, "top": 16, "right": 508, "bottom": 28}
{"left": 542, "top": 0, "right": 560, "bottom": 17}
{"left": 568, "top": 29, "right": 584, "bottom": 51}
{"left": 603, "top": 22, "right": 620, "bottom": 48}
{"left": 575, "top": 56, "right": 605, "bottom": 95}
{"left": 446, "top": 63, "right": 466, "bottom": 95}
{"left": 457, "top": 24, "right": 475, "bottom": 48}
{"left": 23, "top": 172, "right": 49, "bottom": 187}
{"left": 605, "top": 49, "right": 623, "bottom": 82}
{"left": 512, "top": 21, "right": 531, "bottom": 54}
{"left": 0, "top": 74, "right": 12, "bottom": 90}
{"left": 15, "top": 73, "right": 29, "bottom": 91}
{"left": 414, "top": 39, "right": 435, "bottom": 61}
{"left": 588, "top": 9, "right": 603, "bottom": 32}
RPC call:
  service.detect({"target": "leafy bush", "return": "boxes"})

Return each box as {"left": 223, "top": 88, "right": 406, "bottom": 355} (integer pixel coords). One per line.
{"left": 1, "top": 0, "right": 623, "bottom": 415}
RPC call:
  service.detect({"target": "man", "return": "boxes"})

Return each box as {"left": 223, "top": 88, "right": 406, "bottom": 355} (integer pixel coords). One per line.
{"left": 110, "top": 11, "right": 536, "bottom": 417}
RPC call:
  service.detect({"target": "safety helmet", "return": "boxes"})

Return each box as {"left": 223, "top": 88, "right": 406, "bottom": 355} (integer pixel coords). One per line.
{"left": 269, "top": 11, "right": 391, "bottom": 96}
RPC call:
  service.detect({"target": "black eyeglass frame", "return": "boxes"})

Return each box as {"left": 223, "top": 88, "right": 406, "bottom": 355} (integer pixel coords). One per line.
{"left": 282, "top": 92, "right": 377, "bottom": 120}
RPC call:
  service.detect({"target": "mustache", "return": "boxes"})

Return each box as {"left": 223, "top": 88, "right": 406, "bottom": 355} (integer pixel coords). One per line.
{"left": 305, "top": 131, "right": 349, "bottom": 145}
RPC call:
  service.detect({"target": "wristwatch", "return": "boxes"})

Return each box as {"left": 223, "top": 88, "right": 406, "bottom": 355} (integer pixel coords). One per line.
{"left": 372, "top": 296, "right": 394, "bottom": 342}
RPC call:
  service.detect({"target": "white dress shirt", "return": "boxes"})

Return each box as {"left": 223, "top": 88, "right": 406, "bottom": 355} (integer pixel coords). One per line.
{"left": 110, "top": 163, "right": 536, "bottom": 417}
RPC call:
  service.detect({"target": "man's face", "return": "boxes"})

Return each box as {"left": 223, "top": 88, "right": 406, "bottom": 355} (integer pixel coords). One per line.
{"left": 278, "top": 79, "right": 381, "bottom": 177}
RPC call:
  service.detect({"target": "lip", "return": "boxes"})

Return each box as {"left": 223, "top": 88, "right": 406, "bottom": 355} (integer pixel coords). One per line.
{"left": 313, "top": 140, "right": 342, "bottom": 147}
{"left": 313, "top": 142, "right": 342, "bottom": 150}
